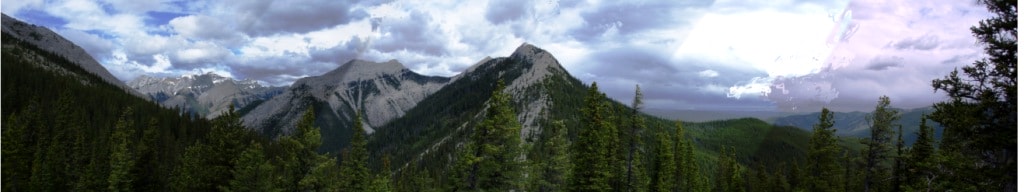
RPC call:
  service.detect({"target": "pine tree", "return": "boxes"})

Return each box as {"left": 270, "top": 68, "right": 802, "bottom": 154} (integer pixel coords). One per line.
{"left": 892, "top": 124, "right": 906, "bottom": 192}
{"left": 906, "top": 116, "right": 938, "bottom": 191}
{"left": 342, "top": 112, "right": 371, "bottom": 191}
{"left": 652, "top": 131, "right": 676, "bottom": 192}
{"left": 861, "top": 96, "right": 899, "bottom": 191}
{"left": 789, "top": 159, "right": 804, "bottom": 191}
{"left": 624, "top": 84, "right": 645, "bottom": 192}
{"left": 929, "top": 0, "right": 1015, "bottom": 190}
{"left": 674, "top": 121, "right": 707, "bottom": 192}
{"left": 2, "top": 109, "right": 34, "bottom": 191}
{"left": 752, "top": 164, "right": 771, "bottom": 192}
{"left": 279, "top": 107, "right": 335, "bottom": 191}
{"left": 570, "top": 82, "right": 614, "bottom": 191}
{"left": 714, "top": 147, "right": 744, "bottom": 192}
{"left": 108, "top": 107, "right": 136, "bottom": 192}
{"left": 171, "top": 105, "right": 250, "bottom": 191}
{"left": 771, "top": 163, "right": 791, "bottom": 192}
{"left": 531, "top": 120, "right": 570, "bottom": 192}
{"left": 458, "top": 80, "right": 523, "bottom": 190}
{"left": 370, "top": 155, "right": 394, "bottom": 192}
{"left": 222, "top": 142, "right": 280, "bottom": 192}
{"left": 805, "top": 108, "right": 841, "bottom": 192}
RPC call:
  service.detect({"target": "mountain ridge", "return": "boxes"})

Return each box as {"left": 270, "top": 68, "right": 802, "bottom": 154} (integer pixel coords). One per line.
{"left": 241, "top": 59, "right": 450, "bottom": 138}
{"left": 128, "top": 72, "right": 284, "bottom": 119}
{"left": 1, "top": 13, "right": 144, "bottom": 98}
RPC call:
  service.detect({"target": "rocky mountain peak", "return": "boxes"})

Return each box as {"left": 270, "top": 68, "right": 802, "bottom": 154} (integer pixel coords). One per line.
{"left": 317, "top": 59, "right": 408, "bottom": 83}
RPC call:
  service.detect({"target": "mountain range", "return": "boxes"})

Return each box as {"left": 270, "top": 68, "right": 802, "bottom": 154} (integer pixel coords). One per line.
{"left": 3, "top": 13, "right": 857, "bottom": 178}
{"left": 128, "top": 73, "right": 284, "bottom": 119}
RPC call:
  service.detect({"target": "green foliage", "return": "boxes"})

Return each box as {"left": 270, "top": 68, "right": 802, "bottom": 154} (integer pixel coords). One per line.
{"left": 903, "top": 116, "right": 939, "bottom": 191}
{"left": 171, "top": 105, "right": 253, "bottom": 191}
{"left": 342, "top": 112, "right": 371, "bottom": 191}
{"left": 453, "top": 80, "right": 524, "bottom": 191}
{"left": 713, "top": 147, "right": 744, "bottom": 192}
{"left": 569, "top": 82, "right": 616, "bottom": 191}
{"left": 676, "top": 122, "right": 709, "bottom": 192}
{"left": 108, "top": 107, "right": 137, "bottom": 192}
{"left": 222, "top": 142, "right": 281, "bottom": 192}
{"left": 929, "top": 0, "right": 1016, "bottom": 190}
{"left": 279, "top": 108, "right": 337, "bottom": 191}
{"left": 530, "top": 120, "right": 570, "bottom": 192}
{"left": 860, "top": 96, "right": 899, "bottom": 191}
{"left": 623, "top": 84, "right": 646, "bottom": 192}
{"left": 2, "top": 31, "right": 214, "bottom": 191}
{"left": 651, "top": 131, "right": 676, "bottom": 192}
{"left": 804, "top": 108, "right": 842, "bottom": 192}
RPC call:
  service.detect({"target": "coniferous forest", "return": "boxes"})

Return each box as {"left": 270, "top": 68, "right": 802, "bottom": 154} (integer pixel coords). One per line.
{"left": 1, "top": 0, "right": 1016, "bottom": 191}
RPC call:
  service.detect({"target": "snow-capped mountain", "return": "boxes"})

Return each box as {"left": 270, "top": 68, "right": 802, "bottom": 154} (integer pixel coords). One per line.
{"left": 241, "top": 59, "right": 450, "bottom": 136}
{"left": 1, "top": 14, "right": 144, "bottom": 97}
{"left": 128, "top": 72, "right": 284, "bottom": 119}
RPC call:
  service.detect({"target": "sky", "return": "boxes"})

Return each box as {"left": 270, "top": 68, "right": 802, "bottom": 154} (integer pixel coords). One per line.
{"left": 2, "top": 0, "right": 993, "bottom": 112}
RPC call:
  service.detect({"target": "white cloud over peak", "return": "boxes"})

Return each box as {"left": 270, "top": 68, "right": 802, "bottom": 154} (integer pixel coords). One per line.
{"left": 0, "top": 0, "right": 992, "bottom": 111}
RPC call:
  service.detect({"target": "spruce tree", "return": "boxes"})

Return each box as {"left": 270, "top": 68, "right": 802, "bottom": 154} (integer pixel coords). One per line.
{"left": 624, "top": 85, "right": 645, "bottom": 192}
{"left": 672, "top": 121, "right": 707, "bottom": 192}
{"left": 713, "top": 147, "right": 744, "bottom": 192}
{"left": 929, "top": 0, "right": 1015, "bottom": 190}
{"left": 531, "top": 120, "right": 570, "bottom": 192}
{"left": 861, "top": 96, "right": 899, "bottom": 191}
{"left": 456, "top": 80, "right": 523, "bottom": 191}
{"left": 906, "top": 116, "right": 938, "bottom": 191}
{"left": 171, "top": 105, "right": 250, "bottom": 191}
{"left": 2, "top": 109, "right": 34, "bottom": 190}
{"left": 222, "top": 142, "right": 280, "bottom": 192}
{"left": 108, "top": 107, "right": 136, "bottom": 192}
{"left": 279, "top": 107, "right": 334, "bottom": 191}
{"left": 342, "top": 112, "right": 371, "bottom": 191}
{"left": 570, "top": 82, "right": 614, "bottom": 191}
{"left": 652, "top": 131, "right": 676, "bottom": 192}
{"left": 805, "top": 108, "right": 841, "bottom": 192}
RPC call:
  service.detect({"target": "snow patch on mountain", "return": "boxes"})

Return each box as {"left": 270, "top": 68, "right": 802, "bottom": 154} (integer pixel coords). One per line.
{"left": 128, "top": 72, "right": 283, "bottom": 119}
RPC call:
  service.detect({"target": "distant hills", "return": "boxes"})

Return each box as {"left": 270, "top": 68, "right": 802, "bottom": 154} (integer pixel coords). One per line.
{"left": 646, "top": 107, "right": 943, "bottom": 145}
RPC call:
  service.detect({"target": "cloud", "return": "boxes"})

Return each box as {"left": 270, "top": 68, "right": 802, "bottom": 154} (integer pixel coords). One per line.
{"left": 888, "top": 35, "right": 940, "bottom": 50}
{"left": 698, "top": 69, "right": 719, "bottom": 78}
{"left": 169, "top": 15, "right": 239, "bottom": 41}
{"left": 864, "top": 56, "right": 904, "bottom": 71}
{"left": 217, "top": 0, "right": 371, "bottom": 36}
{"left": 486, "top": 0, "right": 530, "bottom": 24}
{"left": 1, "top": 0, "right": 993, "bottom": 112}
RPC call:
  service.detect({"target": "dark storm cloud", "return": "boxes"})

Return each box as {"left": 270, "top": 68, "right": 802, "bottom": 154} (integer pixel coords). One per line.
{"left": 940, "top": 54, "right": 976, "bottom": 65}
{"left": 310, "top": 36, "right": 365, "bottom": 63}
{"left": 888, "top": 35, "right": 940, "bottom": 50}
{"left": 865, "top": 56, "right": 904, "bottom": 71}
{"left": 578, "top": 46, "right": 773, "bottom": 111}
{"left": 226, "top": 0, "right": 370, "bottom": 36}
{"left": 486, "top": 0, "right": 530, "bottom": 24}
{"left": 571, "top": 1, "right": 711, "bottom": 42}
{"left": 372, "top": 11, "right": 448, "bottom": 56}
{"left": 231, "top": 56, "right": 339, "bottom": 86}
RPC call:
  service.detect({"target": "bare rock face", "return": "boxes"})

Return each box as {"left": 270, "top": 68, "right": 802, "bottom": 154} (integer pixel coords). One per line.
{"left": 2, "top": 14, "right": 144, "bottom": 97}
{"left": 241, "top": 59, "right": 449, "bottom": 135}
{"left": 127, "top": 73, "right": 284, "bottom": 119}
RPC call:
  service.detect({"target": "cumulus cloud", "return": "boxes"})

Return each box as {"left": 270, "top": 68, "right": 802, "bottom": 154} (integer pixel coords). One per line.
{"left": 0, "top": 0, "right": 993, "bottom": 111}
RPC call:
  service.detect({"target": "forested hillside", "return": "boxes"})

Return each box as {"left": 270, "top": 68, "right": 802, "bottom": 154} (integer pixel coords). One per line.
{"left": 1, "top": 0, "right": 1015, "bottom": 191}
